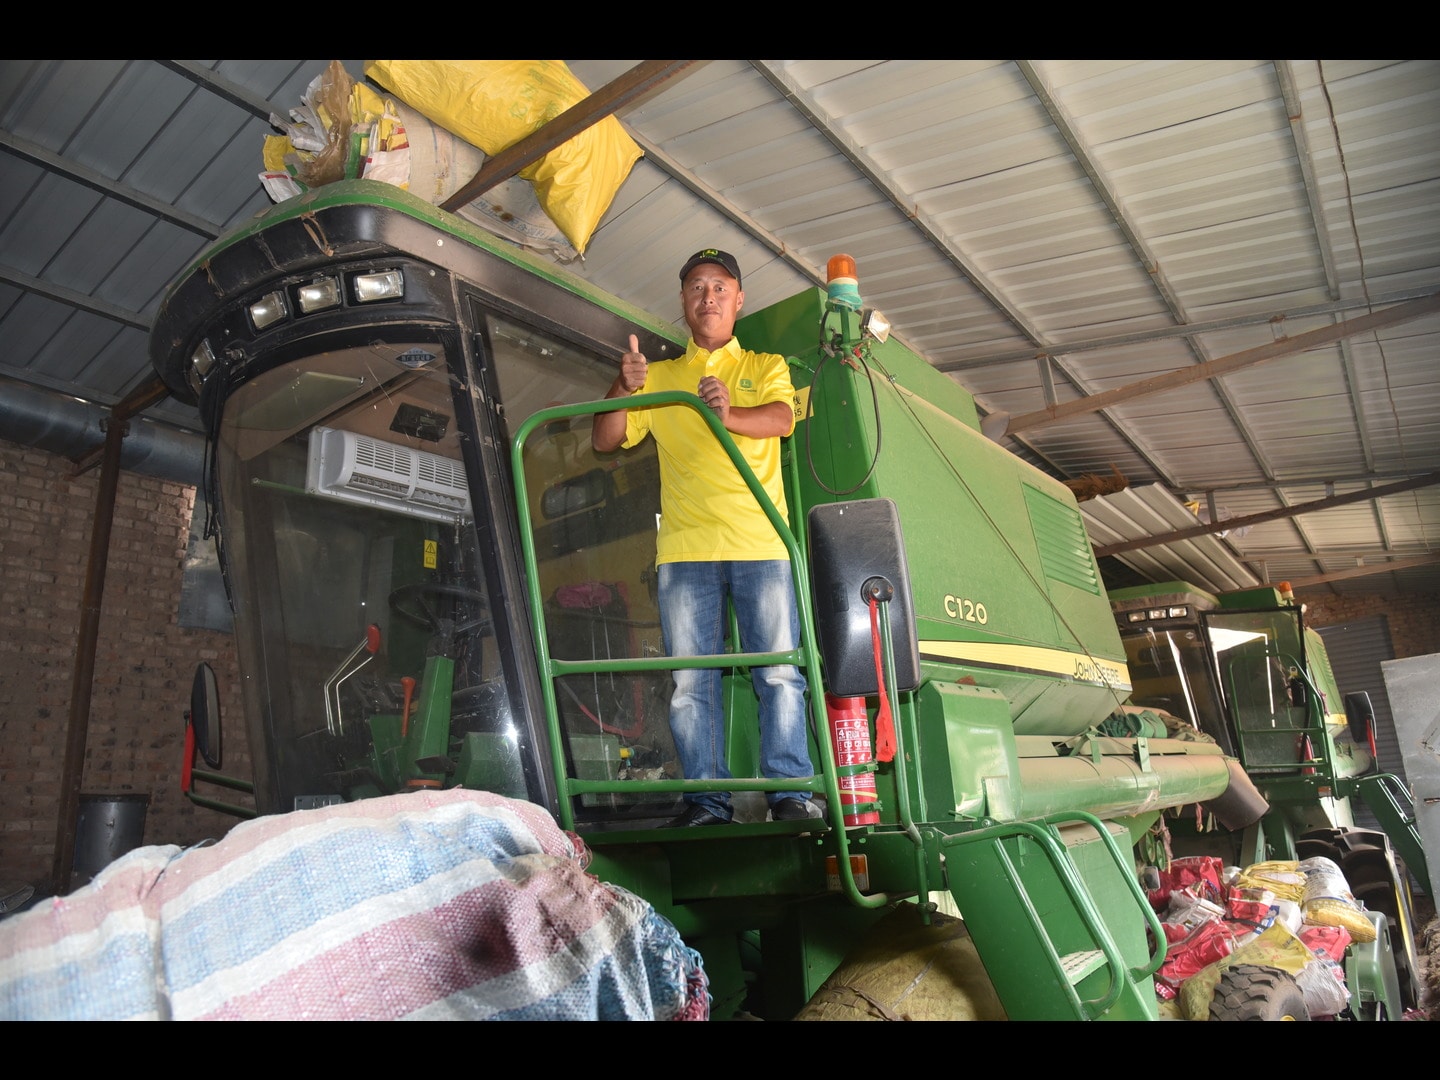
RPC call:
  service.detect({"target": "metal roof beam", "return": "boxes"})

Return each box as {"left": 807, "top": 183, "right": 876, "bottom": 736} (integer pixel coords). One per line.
{"left": 1042, "top": 353, "right": 1185, "bottom": 488}
{"left": 1239, "top": 545, "right": 1435, "bottom": 559}
{"left": 1267, "top": 489, "right": 1325, "bottom": 568}
{"left": 0, "top": 130, "right": 219, "bottom": 239}
{"left": 752, "top": 61, "right": 1174, "bottom": 484}
{"left": 440, "top": 60, "right": 700, "bottom": 212}
{"left": 1005, "top": 293, "right": 1440, "bottom": 435}
{"left": 156, "top": 59, "right": 292, "bottom": 120}
{"left": 1192, "top": 350, "right": 1277, "bottom": 480}
{"left": 1332, "top": 333, "right": 1394, "bottom": 549}
{"left": 1282, "top": 553, "right": 1440, "bottom": 588}
{"left": 1183, "top": 470, "right": 1432, "bottom": 493}
{"left": 1337, "top": 337, "right": 1378, "bottom": 474}
{"left": 1016, "top": 60, "right": 1188, "bottom": 321}
{"left": 751, "top": 60, "right": 1048, "bottom": 348}
{"left": 1017, "top": 62, "right": 1278, "bottom": 492}
{"left": 622, "top": 132, "right": 827, "bottom": 292}
{"left": 0, "top": 263, "right": 151, "bottom": 331}
{"left": 938, "top": 286, "right": 1440, "bottom": 371}
{"left": 1275, "top": 60, "right": 1341, "bottom": 299}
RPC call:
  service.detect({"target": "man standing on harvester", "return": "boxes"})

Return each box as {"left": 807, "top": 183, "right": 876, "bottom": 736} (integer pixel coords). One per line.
{"left": 592, "top": 248, "right": 818, "bottom": 827}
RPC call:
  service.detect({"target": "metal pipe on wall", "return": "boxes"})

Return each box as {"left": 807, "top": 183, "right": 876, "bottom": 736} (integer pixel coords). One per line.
{"left": 0, "top": 375, "right": 203, "bottom": 485}
{"left": 29, "top": 377, "right": 182, "bottom": 893}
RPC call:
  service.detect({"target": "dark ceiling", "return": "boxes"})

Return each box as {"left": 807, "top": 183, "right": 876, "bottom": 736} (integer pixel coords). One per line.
{"left": 2, "top": 60, "right": 1437, "bottom": 597}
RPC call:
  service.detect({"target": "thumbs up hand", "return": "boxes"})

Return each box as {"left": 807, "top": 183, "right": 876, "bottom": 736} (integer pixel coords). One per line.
{"left": 618, "top": 334, "right": 648, "bottom": 393}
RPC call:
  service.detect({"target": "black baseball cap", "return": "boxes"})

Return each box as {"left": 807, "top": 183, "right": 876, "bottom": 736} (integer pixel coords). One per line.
{"left": 679, "top": 248, "right": 742, "bottom": 288}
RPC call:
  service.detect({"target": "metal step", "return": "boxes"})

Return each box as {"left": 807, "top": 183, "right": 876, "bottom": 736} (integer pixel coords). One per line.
{"left": 1060, "top": 948, "right": 1107, "bottom": 986}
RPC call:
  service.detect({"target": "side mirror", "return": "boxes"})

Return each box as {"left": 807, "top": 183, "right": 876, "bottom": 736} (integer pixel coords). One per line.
{"left": 189, "top": 662, "right": 222, "bottom": 769}
{"left": 1336, "top": 694, "right": 1370, "bottom": 743}
{"left": 1287, "top": 667, "right": 1308, "bottom": 709}
{"left": 1344, "top": 690, "right": 1375, "bottom": 746}
{"left": 808, "top": 498, "right": 920, "bottom": 696}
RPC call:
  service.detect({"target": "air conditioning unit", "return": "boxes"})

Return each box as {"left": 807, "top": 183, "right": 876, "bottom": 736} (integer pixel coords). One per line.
{"left": 306, "top": 427, "right": 472, "bottom": 522}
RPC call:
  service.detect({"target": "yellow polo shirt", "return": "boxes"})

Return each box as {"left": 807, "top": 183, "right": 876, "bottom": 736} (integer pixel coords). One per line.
{"left": 622, "top": 337, "right": 796, "bottom": 564}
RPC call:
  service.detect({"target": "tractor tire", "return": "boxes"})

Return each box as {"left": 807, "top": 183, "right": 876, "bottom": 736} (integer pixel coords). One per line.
{"left": 1208, "top": 964, "right": 1309, "bottom": 1021}
{"left": 1294, "top": 828, "right": 1346, "bottom": 865}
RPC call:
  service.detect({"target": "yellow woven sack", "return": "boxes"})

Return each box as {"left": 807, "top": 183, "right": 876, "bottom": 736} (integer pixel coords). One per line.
{"left": 1300, "top": 856, "right": 1376, "bottom": 943}
{"left": 1303, "top": 898, "right": 1377, "bottom": 942}
{"left": 1235, "top": 859, "right": 1306, "bottom": 903}
{"left": 364, "top": 60, "right": 642, "bottom": 254}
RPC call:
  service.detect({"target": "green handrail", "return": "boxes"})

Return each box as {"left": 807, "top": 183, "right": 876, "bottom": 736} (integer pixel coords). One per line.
{"left": 1354, "top": 771, "right": 1430, "bottom": 889}
{"left": 184, "top": 768, "right": 257, "bottom": 819}
{"left": 941, "top": 809, "right": 1165, "bottom": 1019}
{"left": 510, "top": 393, "right": 889, "bottom": 910}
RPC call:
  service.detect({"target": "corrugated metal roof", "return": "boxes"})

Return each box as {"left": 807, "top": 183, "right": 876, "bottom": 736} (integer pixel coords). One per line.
{"left": 2, "top": 59, "right": 1437, "bottom": 598}
{"left": 1079, "top": 484, "right": 1261, "bottom": 595}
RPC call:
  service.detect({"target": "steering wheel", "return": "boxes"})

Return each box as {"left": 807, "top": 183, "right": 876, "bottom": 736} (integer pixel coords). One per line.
{"left": 388, "top": 582, "right": 493, "bottom": 637}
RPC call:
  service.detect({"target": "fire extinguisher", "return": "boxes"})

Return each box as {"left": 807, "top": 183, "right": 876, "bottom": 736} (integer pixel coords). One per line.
{"left": 825, "top": 694, "right": 881, "bottom": 826}
{"left": 1300, "top": 733, "right": 1316, "bottom": 776}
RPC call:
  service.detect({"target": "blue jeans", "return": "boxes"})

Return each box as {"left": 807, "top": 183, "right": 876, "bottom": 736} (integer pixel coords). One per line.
{"left": 658, "top": 560, "right": 812, "bottom": 818}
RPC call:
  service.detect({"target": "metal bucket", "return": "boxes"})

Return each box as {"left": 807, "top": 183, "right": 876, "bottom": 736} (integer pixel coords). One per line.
{"left": 72, "top": 793, "right": 150, "bottom": 885}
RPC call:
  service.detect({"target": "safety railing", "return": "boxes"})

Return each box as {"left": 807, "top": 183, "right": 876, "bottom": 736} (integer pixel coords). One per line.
{"left": 510, "top": 393, "right": 889, "bottom": 910}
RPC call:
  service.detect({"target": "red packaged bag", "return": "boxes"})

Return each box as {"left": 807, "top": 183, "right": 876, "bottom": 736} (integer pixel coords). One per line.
{"left": 1147, "top": 855, "right": 1225, "bottom": 911}
{"left": 1298, "top": 923, "right": 1352, "bottom": 962}
{"left": 1225, "top": 886, "right": 1276, "bottom": 933}
{"left": 1157, "top": 918, "right": 1235, "bottom": 987}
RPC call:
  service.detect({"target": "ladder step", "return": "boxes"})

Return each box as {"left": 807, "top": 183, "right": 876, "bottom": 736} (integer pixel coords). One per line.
{"left": 1060, "top": 949, "right": 1106, "bottom": 985}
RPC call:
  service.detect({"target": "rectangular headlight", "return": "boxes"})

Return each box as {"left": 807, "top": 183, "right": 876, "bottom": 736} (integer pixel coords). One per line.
{"left": 248, "top": 290, "right": 288, "bottom": 331}
{"left": 296, "top": 276, "right": 343, "bottom": 314}
{"left": 353, "top": 269, "right": 404, "bottom": 303}
{"left": 187, "top": 339, "right": 216, "bottom": 397}
{"left": 862, "top": 308, "right": 891, "bottom": 343}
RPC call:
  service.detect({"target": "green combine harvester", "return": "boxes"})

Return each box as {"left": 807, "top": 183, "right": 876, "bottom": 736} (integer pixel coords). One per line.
{"left": 1110, "top": 580, "right": 1429, "bottom": 1017}
{"left": 152, "top": 179, "right": 1409, "bottom": 1020}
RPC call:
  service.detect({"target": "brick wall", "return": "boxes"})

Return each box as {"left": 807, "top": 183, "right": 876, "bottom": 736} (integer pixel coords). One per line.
{"left": 1302, "top": 591, "right": 1440, "bottom": 659}
{"left": 0, "top": 441, "right": 247, "bottom": 896}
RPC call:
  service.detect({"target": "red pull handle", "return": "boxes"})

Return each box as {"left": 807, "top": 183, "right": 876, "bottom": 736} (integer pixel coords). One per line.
{"left": 400, "top": 676, "right": 416, "bottom": 738}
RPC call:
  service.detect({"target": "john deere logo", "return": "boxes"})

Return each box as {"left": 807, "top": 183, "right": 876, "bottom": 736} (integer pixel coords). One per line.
{"left": 702, "top": 248, "right": 720, "bottom": 257}
{"left": 739, "top": 378, "right": 754, "bottom": 389}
